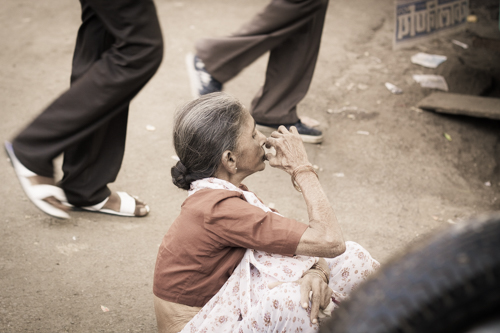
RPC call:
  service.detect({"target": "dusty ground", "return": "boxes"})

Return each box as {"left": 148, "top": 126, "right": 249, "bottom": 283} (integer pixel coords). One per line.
{"left": 1, "top": 0, "right": 499, "bottom": 332}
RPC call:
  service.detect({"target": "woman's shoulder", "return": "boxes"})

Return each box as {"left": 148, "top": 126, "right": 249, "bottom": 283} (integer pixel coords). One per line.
{"left": 182, "top": 188, "right": 246, "bottom": 209}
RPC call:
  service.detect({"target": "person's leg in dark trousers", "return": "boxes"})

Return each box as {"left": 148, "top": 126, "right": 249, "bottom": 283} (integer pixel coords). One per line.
{"left": 11, "top": 0, "right": 163, "bottom": 209}
{"left": 60, "top": 1, "right": 133, "bottom": 207}
{"left": 195, "top": 0, "right": 328, "bottom": 125}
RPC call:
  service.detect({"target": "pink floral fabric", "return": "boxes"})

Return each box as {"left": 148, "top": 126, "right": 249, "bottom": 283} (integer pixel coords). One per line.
{"left": 181, "top": 179, "right": 380, "bottom": 332}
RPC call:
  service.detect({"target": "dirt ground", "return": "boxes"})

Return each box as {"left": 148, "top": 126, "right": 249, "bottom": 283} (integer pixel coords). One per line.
{"left": 1, "top": 0, "right": 499, "bottom": 332}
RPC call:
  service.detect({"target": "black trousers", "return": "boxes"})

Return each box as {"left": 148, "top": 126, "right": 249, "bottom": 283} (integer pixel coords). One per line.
{"left": 12, "top": 0, "right": 163, "bottom": 206}
{"left": 196, "top": 0, "right": 328, "bottom": 125}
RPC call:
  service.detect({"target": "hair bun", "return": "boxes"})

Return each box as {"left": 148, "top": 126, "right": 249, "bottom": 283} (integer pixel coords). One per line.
{"left": 171, "top": 161, "right": 191, "bottom": 190}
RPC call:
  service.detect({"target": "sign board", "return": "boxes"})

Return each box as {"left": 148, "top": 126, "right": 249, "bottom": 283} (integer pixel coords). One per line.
{"left": 394, "top": 0, "right": 469, "bottom": 49}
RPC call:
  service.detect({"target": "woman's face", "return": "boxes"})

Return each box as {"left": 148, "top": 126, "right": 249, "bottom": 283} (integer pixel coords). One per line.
{"left": 234, "top": 111, "right": 267, "bottom": 176}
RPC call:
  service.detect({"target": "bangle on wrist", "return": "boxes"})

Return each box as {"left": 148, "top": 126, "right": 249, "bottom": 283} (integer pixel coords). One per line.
{"left": 303, "top": 270, "right": 328, "bottom": 284}
{"left": 312, "top": 263, "right": 330, "bottom": 284}
{"left": 291, "top": 164, "right": 318, "bottom": 192}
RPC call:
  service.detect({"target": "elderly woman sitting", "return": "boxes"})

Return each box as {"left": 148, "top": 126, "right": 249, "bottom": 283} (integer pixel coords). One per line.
{"left": 153, "top": 93, "right": 379, "bottom": 332}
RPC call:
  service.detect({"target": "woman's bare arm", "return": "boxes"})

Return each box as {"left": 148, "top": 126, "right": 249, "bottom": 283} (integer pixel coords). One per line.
{"left": 265, "top": 126, "right": 345, "bottom": 258}
{"left": 294, "top": 171, "right": 345, "bottom": 257}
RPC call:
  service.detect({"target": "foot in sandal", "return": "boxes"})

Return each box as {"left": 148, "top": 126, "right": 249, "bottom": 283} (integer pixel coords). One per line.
{"left": 5, "top": 141, "right": 70, "bottom": 219}
{"left": 80, "top": 191, "right": 150, "bottom": 217}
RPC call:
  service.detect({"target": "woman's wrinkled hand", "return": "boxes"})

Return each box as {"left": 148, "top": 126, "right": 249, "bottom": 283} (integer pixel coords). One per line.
{"left": 265, "top": 126, "right": 310, "bottom": 174}
{"left": 268, "top": 272, "right": 333, "bottom": 324}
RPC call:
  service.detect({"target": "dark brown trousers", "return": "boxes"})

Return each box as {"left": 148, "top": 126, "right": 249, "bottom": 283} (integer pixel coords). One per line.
{"left": 196, "top": 0, "right": 329, "bottom": 125}
{"left": 12, "top": 0, "right": 163, "bottom": 206}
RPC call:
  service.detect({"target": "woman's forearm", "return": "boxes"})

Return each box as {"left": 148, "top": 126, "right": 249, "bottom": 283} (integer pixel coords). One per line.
{"left": 264, "top": 126, "right": 345, "bottom": 257}
{"left": 294, "top": 171, "right": 345, "bottom": 258}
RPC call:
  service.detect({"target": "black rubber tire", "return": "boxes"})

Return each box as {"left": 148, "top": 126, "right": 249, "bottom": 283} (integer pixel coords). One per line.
{"left": 320, "top": 213, "right": 500, "bottom": 333}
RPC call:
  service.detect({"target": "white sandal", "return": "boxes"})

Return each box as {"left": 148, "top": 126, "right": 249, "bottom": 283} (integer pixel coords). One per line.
{"left": 80, "top": 191, "right": 149, "bottom": 217}
{"left": 5, "top": 141, "right": 70, "bottom": 219}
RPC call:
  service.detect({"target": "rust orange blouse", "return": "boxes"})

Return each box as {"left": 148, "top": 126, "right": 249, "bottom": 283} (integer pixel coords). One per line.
{"left": 153, "top": 187, "right": 308, "bottom": 307}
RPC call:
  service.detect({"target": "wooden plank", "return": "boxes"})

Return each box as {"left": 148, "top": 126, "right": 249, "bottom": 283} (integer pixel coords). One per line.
{"left": 417, "top": 92, "right": 500, "bottom": 120}
{"left": 472, "top": 37, "right": 500, "bottom": 53}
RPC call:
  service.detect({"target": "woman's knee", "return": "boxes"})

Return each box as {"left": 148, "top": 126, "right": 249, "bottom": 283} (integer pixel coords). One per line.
{"left": 259, "top": 283, "right": 318, "bottom": 329}
{"left": 264, "top": 283, "right": 304, "bottom": 315}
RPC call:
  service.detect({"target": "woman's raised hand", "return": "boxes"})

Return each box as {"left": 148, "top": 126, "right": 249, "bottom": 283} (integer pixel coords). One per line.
{"left": 265, "top": 126, "right": 310, "bottom": 174}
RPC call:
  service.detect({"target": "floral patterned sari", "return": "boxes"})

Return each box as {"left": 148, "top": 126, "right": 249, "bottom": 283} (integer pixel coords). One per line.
{"left": 181, "top": 178, "right": 379, "bottom": 332}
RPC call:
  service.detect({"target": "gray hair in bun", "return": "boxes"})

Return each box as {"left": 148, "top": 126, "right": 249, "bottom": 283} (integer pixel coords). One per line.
{"left": 171, "top": 92, "right": 245, "bottom": 190}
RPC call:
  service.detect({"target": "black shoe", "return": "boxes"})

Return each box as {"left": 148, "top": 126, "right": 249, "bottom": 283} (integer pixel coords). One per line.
{"left": 256, "top": 120, "right": 323, "bottom": 144}
{"left": 186, "top": 53, "right": 222, "bottom": 98}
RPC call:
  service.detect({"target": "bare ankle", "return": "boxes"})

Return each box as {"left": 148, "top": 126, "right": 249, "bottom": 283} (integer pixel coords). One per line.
{"left": 28, "top": 175, "right": 55, "bottom": 186}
